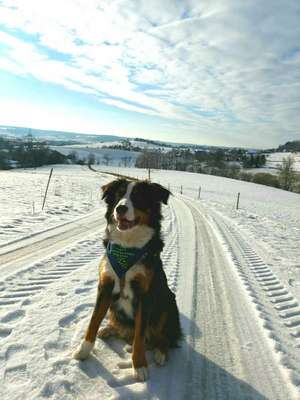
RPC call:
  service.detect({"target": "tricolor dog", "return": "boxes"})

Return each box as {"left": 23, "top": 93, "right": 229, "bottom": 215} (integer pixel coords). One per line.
{"left": 73, "top": 179, "right": 182, "bottom": 381}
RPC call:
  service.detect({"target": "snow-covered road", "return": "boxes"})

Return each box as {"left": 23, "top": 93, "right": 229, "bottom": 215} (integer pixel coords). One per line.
{"left": 0, "top": 192, "right": 298, "bottom": 399}
{"left": 0, "top": 210, "right": 105, "bottom": 280}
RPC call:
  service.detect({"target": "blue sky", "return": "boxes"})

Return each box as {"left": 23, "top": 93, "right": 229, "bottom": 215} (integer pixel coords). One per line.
{"left": 0, "top": 0, "right": 299, "bottom": 148}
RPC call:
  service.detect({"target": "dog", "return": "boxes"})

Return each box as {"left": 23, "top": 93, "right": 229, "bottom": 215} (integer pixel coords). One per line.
{"left": 73, "top": 178, "right": 182, "bottom": 381}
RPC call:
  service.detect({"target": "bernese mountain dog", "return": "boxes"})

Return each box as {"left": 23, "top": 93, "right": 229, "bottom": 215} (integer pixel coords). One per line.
{"left": 73, "top": 178, "right": 182, "bottom": 381}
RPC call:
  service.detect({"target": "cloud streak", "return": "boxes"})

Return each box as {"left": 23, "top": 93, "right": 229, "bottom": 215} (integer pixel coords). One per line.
{"left": 0, "top": 0, "right": 299, "bottom": 147}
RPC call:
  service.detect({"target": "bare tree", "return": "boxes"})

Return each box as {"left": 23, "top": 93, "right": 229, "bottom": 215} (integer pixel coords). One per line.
{"left": 68, "top": 150, "right": 78, "bottom": 163}
{"left": 279, "top": 155, "right": 296, "bottom": 191}
{"left": 103, "top": 153, "right": 112, "bottom": 166}
{"left": 88, "top": 152, "right": 96, "bottom": 166}
{"left": 121, "top": 156, "right": 133, "bottom": 167}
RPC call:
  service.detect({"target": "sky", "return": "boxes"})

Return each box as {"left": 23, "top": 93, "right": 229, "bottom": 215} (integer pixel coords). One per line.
{"left": 0, "top": 0, "right": 299, "bottom": 148}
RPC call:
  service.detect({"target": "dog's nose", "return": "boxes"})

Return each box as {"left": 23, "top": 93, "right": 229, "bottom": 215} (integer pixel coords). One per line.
{"left": 116, "top": 205, "right": 128, "bottom": 215}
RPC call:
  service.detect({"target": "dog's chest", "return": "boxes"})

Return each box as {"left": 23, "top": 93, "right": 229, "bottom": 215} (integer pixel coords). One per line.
{"left": 103, "top": 257, "right": 146, "bottom": 319}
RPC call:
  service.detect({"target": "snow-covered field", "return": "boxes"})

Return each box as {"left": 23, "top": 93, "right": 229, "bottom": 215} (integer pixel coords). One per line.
{"left": 51, "top": 146, "right": 140, "bottom": 167}
{"left": 0, "top": 165, "right": 112, "bottom": 246}
{"left": 266, "top": 152, "right": 300, "bottom": 172}
{"left": 0, "top": 164, "right": 299, "bottom": 399}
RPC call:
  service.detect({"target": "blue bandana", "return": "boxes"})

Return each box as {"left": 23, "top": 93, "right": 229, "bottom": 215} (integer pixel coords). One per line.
{"left": 106, "top": 240, "right": 154, "bottom": 279}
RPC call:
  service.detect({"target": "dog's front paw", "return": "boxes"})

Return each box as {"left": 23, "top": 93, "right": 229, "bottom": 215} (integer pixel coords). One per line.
{"left": 97, "top": 325, "right": 116, "bottom": 339}
{"left": 125, "top": 344, "right": 133, "bottom": 353}
{"left": 72, "top": 340, "right": 94, "bottom": 360}
{"left": 133, "top": 366, "right": 149, "bottom": 381}
{"left": 154, "top": 349, "right": 166, "bottom": 366}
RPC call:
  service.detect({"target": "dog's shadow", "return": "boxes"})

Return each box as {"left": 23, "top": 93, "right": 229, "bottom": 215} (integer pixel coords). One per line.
{"left": 77, "top": 313, "right": 268, "bottom": 400}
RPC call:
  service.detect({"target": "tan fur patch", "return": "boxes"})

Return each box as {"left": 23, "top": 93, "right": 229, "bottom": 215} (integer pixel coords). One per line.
{"left": 133, "top": 270, "right": 154, "bottom": 293}
{"left": 132, "top": 303, "right": 147, "bottom": 368}
{"left": 108, "top": 309, "right": 134, "bottom": 344}
{"left": 148, "top": 312, "right": 167, "bottom": 339}
{"left": 99, "top": 257, "right": 115, "bottom": 285}
{"left": 134, "top": 209, "right": 150, "bottom": 226}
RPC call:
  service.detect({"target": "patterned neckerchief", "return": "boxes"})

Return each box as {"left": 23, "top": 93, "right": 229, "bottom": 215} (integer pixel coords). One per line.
{"left": 106, "top": 240, "right": 154, "bottom": 279}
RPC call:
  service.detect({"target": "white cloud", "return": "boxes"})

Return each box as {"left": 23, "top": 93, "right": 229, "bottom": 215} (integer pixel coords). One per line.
{"left": 0, "top": 0, "right": 299, "bottom": 146}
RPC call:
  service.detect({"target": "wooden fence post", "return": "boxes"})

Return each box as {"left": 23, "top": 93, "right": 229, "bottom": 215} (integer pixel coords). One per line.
{"left": 42, "top": 168, "right": 53, "bottom": 211}
{"left": 198, "top": 186, "right": 201, "bottom": 200}
{"left": 236, "top": 192, "right": 240, "bottom": 210}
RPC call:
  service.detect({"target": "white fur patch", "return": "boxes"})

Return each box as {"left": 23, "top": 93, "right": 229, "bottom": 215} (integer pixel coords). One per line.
{"left": 154, "top": 349, "right": 166, "bottom": 366}
{"left": 114, "top": 182, "right": 135, "bottom": 222}
{"left": 133, "top": 366, "right": 149, "bottom": 381}
{"left": 109, "top": 224, "right": 154, "bottom": 248}
{"left": 116, "top": 296, "right": 134, "bottom": 319}
{"left": 113, "top": 263, "right": 146, "bottom": 319}
{"left": 102, "top": 251, "right": 147, "bottom": 319}
{"left": 72, "top": 340, "right": 94, "bottom": 360}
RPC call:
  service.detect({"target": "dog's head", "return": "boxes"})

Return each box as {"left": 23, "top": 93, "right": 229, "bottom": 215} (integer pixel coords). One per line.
{"left": 101, "top": 179, "right": 170, "bottom": 232}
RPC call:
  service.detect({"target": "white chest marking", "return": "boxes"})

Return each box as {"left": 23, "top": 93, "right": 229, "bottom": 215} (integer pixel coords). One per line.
{"left": 103, "top": 258, "right": 146, "bottom": 319}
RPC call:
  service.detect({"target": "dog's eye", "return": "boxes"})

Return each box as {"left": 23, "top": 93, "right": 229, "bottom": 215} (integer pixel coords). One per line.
{"left": 116, "top": 186, "right": 127, "bottom": 200}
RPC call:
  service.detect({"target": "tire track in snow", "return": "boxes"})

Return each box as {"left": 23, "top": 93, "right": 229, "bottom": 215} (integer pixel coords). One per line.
{"left": 0, "top": 235, "right": 103, "bottom": 342}
{"left": 0, "top": 210, "right": 105, "bottom": 278}
{"left": 181, "top": 197, "right": 296, "bottom": 400}
{"left": 210, "top": 211, "right": 300, "bottom": 390}
{"left": 161, "top": 198, "right": 181, "bottom": 293}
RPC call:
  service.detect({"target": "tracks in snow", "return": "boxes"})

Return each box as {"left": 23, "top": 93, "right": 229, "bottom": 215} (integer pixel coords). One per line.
{"left": 176, "top": 197, "right": 297, "bottom": 400}
{"left": 0, "top": 194, "right": 298, "bottom": 399}
{"left": 0, "top": 208, "right": 106, "bottom": 344}
{"left": 0, "top": 209, "right": 105, "bottom": 278}
{"left": 0, "top": 234, "right": 102, "bottom": 342}
{"left": 210, "top": 210, "right": 300, "bottom": 389}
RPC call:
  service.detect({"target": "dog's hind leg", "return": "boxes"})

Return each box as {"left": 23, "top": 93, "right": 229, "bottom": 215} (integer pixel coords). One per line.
{"left": 73, "top": 277, "right": 114, "bottom": 360}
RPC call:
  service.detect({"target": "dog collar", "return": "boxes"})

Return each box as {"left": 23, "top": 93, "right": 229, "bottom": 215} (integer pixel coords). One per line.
{"left": 106, "top": 240, "right": 154, "bottom": 279}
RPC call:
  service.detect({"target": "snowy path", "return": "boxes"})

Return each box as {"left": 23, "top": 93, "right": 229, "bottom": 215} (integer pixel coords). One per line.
{"left": 0, "top": 210, "right": 105, "bottom": 279}
{"left": 178, "top": 197, "right": 297, "bottom": 399}
{"left": 0, "top": 195, "right": 298, "bottom": 399}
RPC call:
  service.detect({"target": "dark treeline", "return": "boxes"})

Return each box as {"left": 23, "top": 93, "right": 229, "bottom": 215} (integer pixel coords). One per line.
{"left": 277, "top": 140, "right": 300, "bottom": 152}
{"left": 0, "top": 134, "right": 67, "bottom": 169}
{"left": 135, "top": 149, "right": 300, "bottom": 193}
{"left": 135, "top": 148, "right": 265, "bottom": 174}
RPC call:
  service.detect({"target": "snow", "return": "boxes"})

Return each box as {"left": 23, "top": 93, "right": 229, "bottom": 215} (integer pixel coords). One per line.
{"left": 0, "top": 164, "right": 299, "bottom": 399}
{"left": 266, "top": 152, "right": 300, "bottom": 172}
{"left": 245, "top": 167, "right": 279, "bottom": 175}
{"left": 0, "top": 165, "right": 110, "bottom": 246}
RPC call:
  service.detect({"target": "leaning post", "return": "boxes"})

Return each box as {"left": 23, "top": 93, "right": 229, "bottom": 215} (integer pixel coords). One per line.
{"left": 42, "top": 167, "right": 53, "bottom": 211}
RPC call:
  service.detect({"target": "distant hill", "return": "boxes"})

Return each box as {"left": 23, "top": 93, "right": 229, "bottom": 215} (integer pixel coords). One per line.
{"left": 0, "top": 125, "right": 126, "bottom": 144}
{"left": 0, "top": 124, "right": 259, "bottom": 151}
{"left": 0, "top": 124, "right": 215, "bottom": 150}
{"left": 277, "top": 140, "right": 300, "bottom": 152}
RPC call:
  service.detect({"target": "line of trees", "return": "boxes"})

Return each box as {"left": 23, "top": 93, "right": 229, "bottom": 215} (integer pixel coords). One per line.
{"left": 0, "top": 134, "right": 67, "bottom": 169}
{"left": 135, "top": 149, "right": 300, "bottom": 194}
{"left": 67, "top": 150, "right": 133, "bottom": 167}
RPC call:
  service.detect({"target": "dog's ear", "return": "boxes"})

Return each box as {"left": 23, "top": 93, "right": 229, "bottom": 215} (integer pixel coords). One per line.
{"left": 150, "top": 183, "right": 171, "bottom": 205}
{"left": 101, "top": 179, "right": 127, "bottom": 202}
